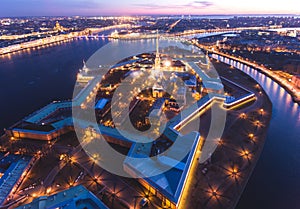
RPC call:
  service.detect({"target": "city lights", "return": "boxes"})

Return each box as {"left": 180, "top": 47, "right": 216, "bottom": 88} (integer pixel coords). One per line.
{"left": 0, "top": 10, "right": 299, "bottom": 209}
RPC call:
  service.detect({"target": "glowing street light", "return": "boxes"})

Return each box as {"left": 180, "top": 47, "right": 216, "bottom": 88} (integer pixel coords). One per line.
{"left": 241, "top": 150, "right": 251, "bottom": 159}
{"left": 240, "top": 113, "right": 247, "bottom": 119}
{"left": 164, "top": 60, "right": 172, "bottom": 68}
{"left": 46, "top": 187, "right": 52, "bottom": 194}
{"left": 248, "top": 133, "right": 254, "bottom": 139}
{"left": 259, "top": 108, "right": 264, "bottom": 116}
{"left": 228, "top": 167, "right": 239, "bottom": 179}
{"left": 207, "top": 187, "right": 221, "bottom": 200}
{"left": 217, "top": 138, "right": 223, "bottom": 145}
{"left": 212, "top": 190, "right": 218, "bottom": 198}
{"left": 254, "top": 120, "right": 262, "bottom": 127}
{"left": 232, "top": 168, "right": 238, "bottom": 175}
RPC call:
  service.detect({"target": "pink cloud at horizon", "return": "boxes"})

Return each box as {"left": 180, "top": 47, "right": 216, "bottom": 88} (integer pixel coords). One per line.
{"left": 0, "top": 0, "right": 299, "bottom": 17}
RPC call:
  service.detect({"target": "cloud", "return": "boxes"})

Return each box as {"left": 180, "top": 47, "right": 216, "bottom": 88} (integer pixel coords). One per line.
{"left": 190, "top": 1, "right": 214, "bottom": 8}
{"left": 132, "top": 0, "right": 214, "bottom": 11}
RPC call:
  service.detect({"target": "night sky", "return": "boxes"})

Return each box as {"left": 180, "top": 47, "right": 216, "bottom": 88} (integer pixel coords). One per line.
{"left": 0, "top": 0, "right": 299, "bottom": 17}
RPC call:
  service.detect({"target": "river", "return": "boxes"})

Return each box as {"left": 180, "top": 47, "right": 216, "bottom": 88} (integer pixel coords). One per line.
{"left": 0, "top": 38, "right": 299, "bottom": 209}
{"left": 0, "top": 37, "right": 109, "bottom": 133}
{"left": 216, "top": 56, "right": 300, "bottom": 209}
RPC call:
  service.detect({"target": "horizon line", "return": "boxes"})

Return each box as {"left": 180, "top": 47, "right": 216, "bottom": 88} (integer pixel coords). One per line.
{"left": 1, "top": 13, "right": 300, "bottom": 18}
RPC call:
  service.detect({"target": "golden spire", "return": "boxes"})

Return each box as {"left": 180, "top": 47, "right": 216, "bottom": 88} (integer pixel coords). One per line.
{"left": 154, "top": 30, "right": 161, "bottom": 70}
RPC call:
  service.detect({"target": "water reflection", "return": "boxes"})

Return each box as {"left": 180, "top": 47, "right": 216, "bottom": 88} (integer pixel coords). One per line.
{"left": 0, "top": 38, "right": 109, "bottom": 132}
{"left": 214, "top": 54, "right": 300, "bottom": 209}
{"left": 292, "top": 102, "right": 299, "bottom": 118}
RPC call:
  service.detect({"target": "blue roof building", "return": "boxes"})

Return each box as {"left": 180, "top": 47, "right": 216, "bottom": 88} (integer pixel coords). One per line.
{"left": 16, "top": 185, "right": 109, "bottom": 209}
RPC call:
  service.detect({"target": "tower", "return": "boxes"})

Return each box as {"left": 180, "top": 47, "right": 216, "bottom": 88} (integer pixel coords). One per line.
{"left": 82, "top": 60, "right": 89, "bottom": 73}
{"left": 152, "top": 31, "right": 165, "bottom": 98}
{"left": 206, "top": 51, "right": 210, "bottom": 69}
{"left": 154, "top": 30, "right": 161, "bottom": 70}
{"left": 54, "top": 21, "right": 62, "bottom": 31}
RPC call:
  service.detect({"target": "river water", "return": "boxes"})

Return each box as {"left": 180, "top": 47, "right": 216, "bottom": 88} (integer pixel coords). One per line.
{"left": 0, "top": 38, "right": 299, "bottom": 209}
{"left": 216, "top": 56, "right": 300, "bottom": 209}
{"left": 0, "top": 37, "right": 109, "bottom": 133}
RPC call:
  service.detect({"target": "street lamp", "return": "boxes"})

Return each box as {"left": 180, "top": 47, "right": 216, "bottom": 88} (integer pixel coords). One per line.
{"left": 259, "top": 108, "right": 264, "bottom": 116}
{"left": 240, "top": 113, "right": 247, "bottom": 119}
{"left": 254, "top": 120, "right": 262, "bottom": 127}
{"left": 241, "top": 150, "right": 251, "bottom": 159}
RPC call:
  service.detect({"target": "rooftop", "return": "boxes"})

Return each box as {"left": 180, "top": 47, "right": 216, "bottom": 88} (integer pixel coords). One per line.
{"left": 0, "top": 153, "right": 32, "bottom": 205}
{"left": 16, "top": 185, "right": 109, "bottom": 209}
{"left": 124, "top": 132, "right": 201, "bottom": 206}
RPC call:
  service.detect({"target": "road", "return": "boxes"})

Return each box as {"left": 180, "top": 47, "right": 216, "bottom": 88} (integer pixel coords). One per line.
{"left": 195, "top": 43, "right": 300, "bottom": 103}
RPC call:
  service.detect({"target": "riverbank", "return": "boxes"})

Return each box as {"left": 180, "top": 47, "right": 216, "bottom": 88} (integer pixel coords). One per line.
{"left": 0, "top": 24, "right": 130, "bottom": 56}
{"left": 214, "top": 60, "right": 273, "bottom": 209}
{"left": 257, "top": 68, "right": 300, "bottom": 104}
{"left": 182, "top": 60, "right": 272, "bottom": 209}
{"left": 0, "top": 38, "right": 110, "bottom": 135}
{"left": 207, "top": 50, "right": 300, "bottom": 105}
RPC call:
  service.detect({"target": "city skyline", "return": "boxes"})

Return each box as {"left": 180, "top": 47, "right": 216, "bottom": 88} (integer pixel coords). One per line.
{"left": 0, "top": 11, "right": 299, "bottom": 209}
{"left": 1, "top": 0, "right": 300, "bottom": 17}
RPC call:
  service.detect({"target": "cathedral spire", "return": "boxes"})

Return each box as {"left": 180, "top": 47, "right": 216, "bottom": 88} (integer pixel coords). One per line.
{"left": 154, "top": 30, "right": 161, "bottom": 70}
